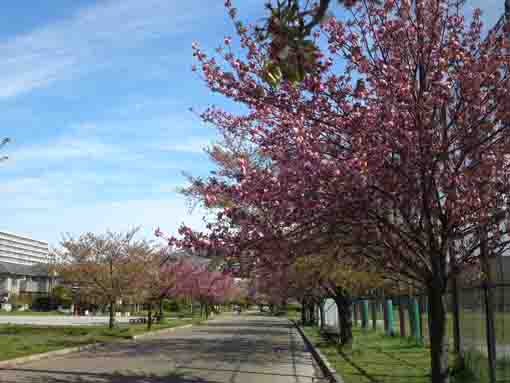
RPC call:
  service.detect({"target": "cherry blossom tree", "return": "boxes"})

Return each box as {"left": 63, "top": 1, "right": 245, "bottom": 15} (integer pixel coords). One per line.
{"left": 193, "top": 267, "right": 235, "bottom": 318}
{"left": 248, "top": 264, "right": 293, "bottom": 314}
{"left": 135, "top": 250, "right": 198, "bottom": 329}
{"left": 58, "top": 230, "right": 146, "bottom": 329}
{"left": 162, "top": 1, "right": 509, "bottom": 381}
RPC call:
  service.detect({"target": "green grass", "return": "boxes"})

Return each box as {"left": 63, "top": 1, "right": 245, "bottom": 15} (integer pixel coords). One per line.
{"left": 0, "top": 318, "right": 198, "bottom": 361}
{"left": 302, "top": 326, "right": 480, "bottom": 383}
{"left": 285, "top": 306, "right": 300, "bottom": 321}
{"left": 131, "top": 310, "right": 201, "bottom": 319}
{"left": 351, "top": 308, "right": 510, "bottom": 383}
{"left": 358, "top": 307, "right": 510, "bottom": 349}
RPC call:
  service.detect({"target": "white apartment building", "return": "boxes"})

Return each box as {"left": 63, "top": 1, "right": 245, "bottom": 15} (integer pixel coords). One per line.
{"left": 0, "top": 231, "right": 49, "bottom": 266}
{"left": 0, "top": 231, "right": 54, "bottom": 300}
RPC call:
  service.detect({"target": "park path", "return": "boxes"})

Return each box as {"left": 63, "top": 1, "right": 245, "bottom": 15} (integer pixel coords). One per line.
{"left": 0, "top": 315, "right": 146, "bottom": 326}
{"left": 0, "top": 313, "right": 321, "bottom": 383}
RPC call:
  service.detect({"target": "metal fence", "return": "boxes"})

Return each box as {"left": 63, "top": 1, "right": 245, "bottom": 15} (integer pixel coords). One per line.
{"left": 317, "top": 283, "right": 510, "bottom": 383}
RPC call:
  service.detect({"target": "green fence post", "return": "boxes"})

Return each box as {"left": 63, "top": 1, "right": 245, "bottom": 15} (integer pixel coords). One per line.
{"left": 385, "top": 299, "right": 395, "bottom": 336}
{"left": 362, "top": 300, "right": 369, "bottom": 329}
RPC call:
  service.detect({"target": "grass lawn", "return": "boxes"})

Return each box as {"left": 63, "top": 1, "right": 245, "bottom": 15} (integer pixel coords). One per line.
{"left": 302, "top": 326, "right": 480, "bottom": 383}
{"left": 0, "top": 318, "right": 199, "bottom": 361}
{"left": 131, "top": 310, "right": 203, "bottom": 319}
{"left": 358, "top": 307, "right": 510, "bottom": 352}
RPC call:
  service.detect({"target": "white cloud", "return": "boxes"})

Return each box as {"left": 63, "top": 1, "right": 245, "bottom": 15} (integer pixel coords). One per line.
{"left": 9, "top": 136, "right": 120, "bottom": 165}
{"left": 0, "top": 166, "right": 209, "bottom": 246}
{"left": 0, "top": 171, "right": 107, "bottom": 210}
{"left": 0, "top": 176, "right": 45, "bottom": 194}
{"left": 2, "top": 195, "right": 209, "bottom": 247}
{"left": 0, "top": 0, "right": 212, "bottom": 99}
{"left": 161, "top": 136, "right": 214, "bottom": 154}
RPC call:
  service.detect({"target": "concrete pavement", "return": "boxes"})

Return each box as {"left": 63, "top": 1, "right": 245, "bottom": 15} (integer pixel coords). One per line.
{"left": 0, "top": 315, "right": 187, "bottom": 327}
{"left": 0, "top": 314, "right": 322, "bottom": 383}
{"left": 0, "top": 315, "right": 144, "bottom": 326}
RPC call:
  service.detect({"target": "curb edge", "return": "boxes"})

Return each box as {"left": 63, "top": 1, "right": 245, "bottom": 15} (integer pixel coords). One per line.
{"left": 0, "top": 342, "right": 105, "bottom": 369}
{"left": 291, "top": 320, "right": 344, "bottom": 383}
{"left": 130, "top": 323, "right": 194, "bottom": 340}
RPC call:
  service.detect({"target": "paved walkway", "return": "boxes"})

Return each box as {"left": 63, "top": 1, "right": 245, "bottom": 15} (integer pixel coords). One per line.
{"left": 0, "top": 314, "right": 321, "bottom": 383}
{"left": 0, "top": 315, "right": 147, "bottom": 326}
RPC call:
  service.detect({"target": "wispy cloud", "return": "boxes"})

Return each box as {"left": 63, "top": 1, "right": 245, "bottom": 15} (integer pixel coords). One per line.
{"left": 161, "top": 136, "right": 214, "bottom": 154}
{"left": 0, "top": 0, "right": 212, "bottom": 99}
{"left": 9, "top": 136, "right": 120, "bottom": 164}
{"left": 1, "top": 194, "right": 209, "bottom": 246}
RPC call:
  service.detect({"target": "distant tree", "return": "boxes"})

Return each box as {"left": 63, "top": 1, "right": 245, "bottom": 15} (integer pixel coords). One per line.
{"left": 293, "top": 252, "right": 386, "bottom": 346}
{"left": 51, "top": 285, "right": 73, "bottom": 308}
{"left": 136, "top": 252, "right": 197, "bottom": 329}
{"left": 57, "top": 230, "right": 146, "bottom": 329}
{"left": 182, "top": 265, "right": 235, "bottom": 319}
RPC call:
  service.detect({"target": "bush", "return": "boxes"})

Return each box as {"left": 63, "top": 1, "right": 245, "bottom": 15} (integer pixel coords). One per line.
{"left": 32, "top": 296, "right": 53, "bottom": 311}
{"left": 51, "top": 286, "right": 72, "bottom": 308}
{"left": 163, "top": 299, "right": 180, "bottom": 312}
{"left": 7, "top": 293, "right": 33, "bottom": 309}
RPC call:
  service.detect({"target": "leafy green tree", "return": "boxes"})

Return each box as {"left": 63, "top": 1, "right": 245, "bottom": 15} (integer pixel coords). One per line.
{"left": 51, "top": 285, "right": 73, "bottom": 308}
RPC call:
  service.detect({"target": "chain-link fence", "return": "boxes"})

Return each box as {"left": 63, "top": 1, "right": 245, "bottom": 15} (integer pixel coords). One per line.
{"left": 318, "top": 282, "right": 510, "bottom": 383}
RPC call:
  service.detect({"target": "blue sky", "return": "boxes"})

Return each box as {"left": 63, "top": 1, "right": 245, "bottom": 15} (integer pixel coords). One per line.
{"left": 0, "top": 0, "right": 505, "bottom": 247}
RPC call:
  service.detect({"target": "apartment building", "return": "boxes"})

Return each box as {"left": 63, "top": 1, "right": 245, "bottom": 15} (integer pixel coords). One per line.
{"left": 0, "top": 231, "right": 50, "bottom": 265}
{"left": 0, "top": 231, "right": 55, "bottom": 300}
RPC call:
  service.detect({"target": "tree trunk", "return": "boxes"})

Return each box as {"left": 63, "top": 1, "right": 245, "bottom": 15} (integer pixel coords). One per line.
{"left": 451, "top": 274, "right": 463, "bottom": 357}
{"left": 301, "top": 301, "right": 306, "bottom": 325}
{"left": 339, "top": 302, "right": 353, "bottom": 347}
{"left": 398, "top": 299, "right": 406, "bottom": 337}
{"left": 147, "top": 302, "right": 153, "bottom": 330}
{"left": 109, "top": 300, "right": 115, "bottom": 330}
{"left": 319, "top": 300, "right": 325, "bottom": 331}
{"left": 371, "top": 300, "right": 378, "bottom": 330}
{"left": 479, "top": 227, "right": 497, "bottom": 383}
{"left": 334, "top": 292, "right": 353, "bottom": 347}
{"left": 159, "top": 299, "right": 164, "bottom": 322}
{"left": 309, "top": 303, "right": 316, "bottom": 325}
{"left": 427, "top": 283, "right": 450, "bottom": 383}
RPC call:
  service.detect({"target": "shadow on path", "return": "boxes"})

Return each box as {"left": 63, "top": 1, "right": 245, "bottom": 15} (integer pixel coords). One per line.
{"left": 0, "top": 368, "right": 217, "bottom": 383}
{"left": 0, "top": 315, "right": 317, "bottom": 383}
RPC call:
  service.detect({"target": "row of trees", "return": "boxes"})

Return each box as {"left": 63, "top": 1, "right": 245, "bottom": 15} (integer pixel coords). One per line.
{"left": 160, "top": 1, "right": 510, "bottom": 382}
{"left": 56, "top": 230, "right": 242, "bottom": 329}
